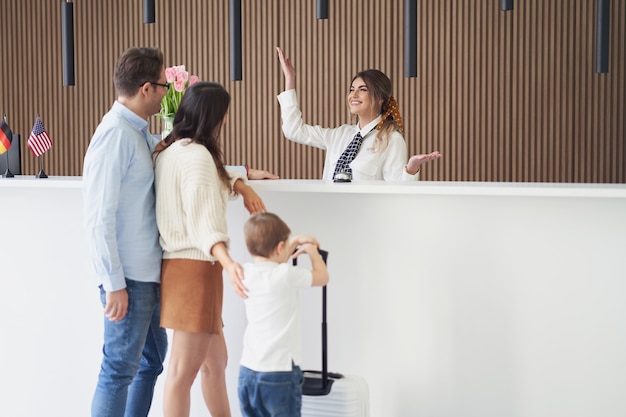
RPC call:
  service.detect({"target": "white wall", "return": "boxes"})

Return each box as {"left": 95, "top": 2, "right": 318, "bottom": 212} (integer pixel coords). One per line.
{"left": 2, "top": 178, "right": 626, "bottom": 417}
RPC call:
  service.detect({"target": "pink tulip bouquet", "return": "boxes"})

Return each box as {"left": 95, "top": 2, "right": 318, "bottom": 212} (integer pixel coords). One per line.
{"left": 160, "top": 65, "right": 200, "bottom": 118}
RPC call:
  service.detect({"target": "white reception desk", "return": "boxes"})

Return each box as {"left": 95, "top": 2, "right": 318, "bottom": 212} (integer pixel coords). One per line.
{"left": 1, "top": 177, "right": 626, "bottom": 417}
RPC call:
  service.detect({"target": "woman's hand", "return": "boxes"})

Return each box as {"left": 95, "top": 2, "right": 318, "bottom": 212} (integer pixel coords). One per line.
{"left": 212, "top": 242, "right": 248, "bottom": 299}
{"left": 224, "top": 261, "right": 247, "bottom": 299}
{"left": 233, "top": 180, "right": 267, "bottom": 214}
{"left": 242, "top": 186, "right": 266, "bottom": 214}
{"left": 248, "top": 168, "right": 279, "bottom": 180}
{"left": 406, "top": 151, "right": 442, "bottom": 175}
{"left": 242, "top": 187, "right": 266, "bottom": 214}
{"left": 276, "top": 47, "right": 296, "bottom": 90}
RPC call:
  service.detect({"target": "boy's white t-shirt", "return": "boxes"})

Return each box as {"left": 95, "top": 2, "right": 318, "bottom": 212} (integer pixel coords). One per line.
{"left": 240, "top": 261, "right": 313, "bottom": 372}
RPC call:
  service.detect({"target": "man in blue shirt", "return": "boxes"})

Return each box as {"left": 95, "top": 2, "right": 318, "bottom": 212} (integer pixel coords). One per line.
{"left": 83, "top": 47, "right": 169, "bottom": 417}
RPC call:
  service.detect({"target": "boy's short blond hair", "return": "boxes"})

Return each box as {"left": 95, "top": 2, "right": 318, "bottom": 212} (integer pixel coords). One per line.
{"left": 244, "top": 212, "right": 291, "bottom": 257}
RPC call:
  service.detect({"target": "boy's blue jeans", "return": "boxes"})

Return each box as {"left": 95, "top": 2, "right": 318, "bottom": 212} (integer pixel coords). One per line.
{"left": 91, "top": 279, "right": 168, "bottom": 417}
{"left": 238, "top": 364, "right": 303, "bottom": 417}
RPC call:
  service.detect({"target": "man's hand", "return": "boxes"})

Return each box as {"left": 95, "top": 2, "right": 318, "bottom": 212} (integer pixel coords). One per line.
{"left": 104, "top": 288, "right": 128, "bottom": 322}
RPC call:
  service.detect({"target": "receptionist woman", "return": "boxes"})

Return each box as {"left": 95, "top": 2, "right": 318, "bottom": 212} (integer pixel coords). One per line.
{"left": 276, "top": 47, "right": 441, "bottom": 181}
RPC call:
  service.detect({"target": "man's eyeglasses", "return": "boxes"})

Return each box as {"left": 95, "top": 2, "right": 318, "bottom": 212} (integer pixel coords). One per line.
{"left": 142, "top": 81, "right": 170, "bottom": 91}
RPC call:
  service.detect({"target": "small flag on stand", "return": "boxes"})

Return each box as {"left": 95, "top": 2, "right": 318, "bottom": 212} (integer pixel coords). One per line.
{"left": 1, "top": 115, "right": 15, "bottom": 178}
{"left": 0, "top": 117, "right": 13, "bottom": 155}
{"left": 28, "top": 116, "right": 52, "bottom": 178}
{"left": 28, "top": 116, "right": 52, "bottom": 157}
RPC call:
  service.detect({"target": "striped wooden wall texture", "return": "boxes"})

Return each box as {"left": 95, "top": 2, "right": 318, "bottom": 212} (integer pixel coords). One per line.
{"left": 1, "top": 0, "right": 624, "bottom": 182}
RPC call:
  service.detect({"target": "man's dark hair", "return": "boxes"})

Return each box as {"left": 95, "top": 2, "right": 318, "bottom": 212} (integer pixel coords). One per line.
{"left": 114, "top": 47, "right": 164, "bottom": 97}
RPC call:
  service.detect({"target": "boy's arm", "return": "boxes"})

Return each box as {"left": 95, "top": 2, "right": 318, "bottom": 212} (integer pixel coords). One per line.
{"left": 300, "top": 243, "right": 329, "bottom": 287}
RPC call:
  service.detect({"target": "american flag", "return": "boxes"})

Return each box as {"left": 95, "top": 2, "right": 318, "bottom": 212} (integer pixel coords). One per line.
{"left": 28, "top": 116, "right": 52, "bottom": 157}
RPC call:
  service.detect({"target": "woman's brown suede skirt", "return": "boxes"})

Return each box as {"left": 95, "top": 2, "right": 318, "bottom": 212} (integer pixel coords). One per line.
{"left": 160, "top": 258, "right": 224, "bottom": 334}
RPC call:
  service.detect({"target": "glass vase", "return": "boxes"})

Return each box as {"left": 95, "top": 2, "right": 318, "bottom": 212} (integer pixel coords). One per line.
{"left": 161, "top": 115, "right": 174, "bottom": 138}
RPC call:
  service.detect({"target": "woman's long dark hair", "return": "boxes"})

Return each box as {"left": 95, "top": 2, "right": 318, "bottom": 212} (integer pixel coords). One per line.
{"left": 155, "top": 81, "right": 231, "bottom": 189}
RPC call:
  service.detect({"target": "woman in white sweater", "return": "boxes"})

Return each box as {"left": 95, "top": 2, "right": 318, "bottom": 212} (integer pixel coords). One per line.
{"left": 153, "top": 81, "right": 263, "bottom": 417}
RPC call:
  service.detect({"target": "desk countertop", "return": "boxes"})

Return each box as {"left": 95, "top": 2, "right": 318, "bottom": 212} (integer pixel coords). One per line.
{"left": 2, "top": 175, "right": 626, "bottom": 198}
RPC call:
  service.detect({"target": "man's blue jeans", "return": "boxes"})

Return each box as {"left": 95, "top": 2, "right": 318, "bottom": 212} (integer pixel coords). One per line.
{"left": 92, "top": 279, "right": 168, "bottom": 417}
{"left": 238, "top": 364, "right": 303, "bottom": 417}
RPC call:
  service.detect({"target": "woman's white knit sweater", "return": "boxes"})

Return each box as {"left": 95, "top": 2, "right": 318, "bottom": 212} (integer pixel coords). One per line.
{"left": 154, "top": 139, "right": 244, "bottom": 262}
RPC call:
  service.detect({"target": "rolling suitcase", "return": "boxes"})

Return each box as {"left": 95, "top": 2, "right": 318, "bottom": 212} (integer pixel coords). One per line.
{"left": 294, "top": 250, "right": 370, "bottom": 417}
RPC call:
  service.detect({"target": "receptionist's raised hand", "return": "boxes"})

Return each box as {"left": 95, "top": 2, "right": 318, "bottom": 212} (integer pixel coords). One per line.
{"left": 276, "top": 47, "right": 296, "bottom": 90}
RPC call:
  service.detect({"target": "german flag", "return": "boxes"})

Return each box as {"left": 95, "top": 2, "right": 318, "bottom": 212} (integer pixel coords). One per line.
{"left": 0, "top": 119, "right": 13, "bottom": 155}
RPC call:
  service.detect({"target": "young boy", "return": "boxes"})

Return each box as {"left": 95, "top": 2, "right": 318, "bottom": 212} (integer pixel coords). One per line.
{"left": 238, "top": 212, "right": 329, "bottom": 417}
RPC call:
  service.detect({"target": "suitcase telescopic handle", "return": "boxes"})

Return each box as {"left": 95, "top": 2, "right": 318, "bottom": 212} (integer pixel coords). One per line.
{"left": 319, "top": 250, "right": 329, "bottom": 388}
{"left": 293, "top": 249, "right": 330, "bottom": 389}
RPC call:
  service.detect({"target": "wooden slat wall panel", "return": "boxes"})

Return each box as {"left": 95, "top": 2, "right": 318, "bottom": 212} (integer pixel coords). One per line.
{"left": 1, "top": 0, "right": 624, "bottom": 182}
